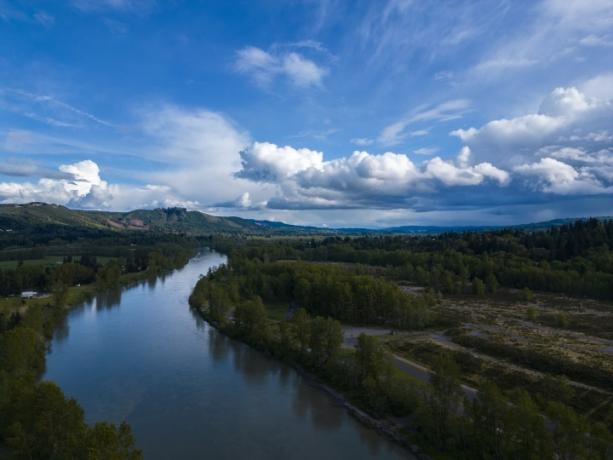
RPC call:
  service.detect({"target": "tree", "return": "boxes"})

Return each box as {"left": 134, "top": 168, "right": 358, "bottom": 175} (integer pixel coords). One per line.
{"left": 485, "top": 273, "right": 499, "bottom": 294}
{"left": 507, "top": 390, "right": 552, "bottom": 460}
{"left": 0, "top": 326, "right": 45, "bottom": 375}
{"left": 96, "top": 261, "right": 121, "bottom": 288}
{"left": 472, "top": 277, "right": 486, "bottom": 297}
{"left": 291, "top": 308, "right": 311, "bottom": 355}
{"left": 4, "top": 382, "right": 86, "bottom": 459}
{"left": 233, "top": 297, "right": 270, "bottom": 345}
{"left": 309, "top": 316, "right": 342, "bottom": 368}
{"left": 355, "top": 334, "right": 390, "bottom": 385}
{"left": 85, "top": 421, "right": 142, "bottom": 460}
{"left": 421, "top": 354, "right": 462, "bottom": 448}
{"left": 547, "top": 401, "right": 591, "bottom": 460}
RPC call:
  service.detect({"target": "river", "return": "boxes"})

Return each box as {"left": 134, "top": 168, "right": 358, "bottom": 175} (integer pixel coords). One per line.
{"left": 44, "top": 250, "right": 412, "bottom": 459}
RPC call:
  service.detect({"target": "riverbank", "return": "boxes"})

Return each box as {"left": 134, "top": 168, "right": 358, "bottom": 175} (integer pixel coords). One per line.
{"left": 192, "top": 305, "right": 426, "bottom": 460}
{"left": 0, "top": 249, "right": 197, "bottom": 459}
{"left": 0, "top": 252, "right": 195, "bottom": 318}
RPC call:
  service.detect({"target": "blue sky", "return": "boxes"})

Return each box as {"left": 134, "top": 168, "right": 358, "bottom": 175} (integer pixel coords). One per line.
{"left": 1, "top": 0, "right": 612, "bottom": 227}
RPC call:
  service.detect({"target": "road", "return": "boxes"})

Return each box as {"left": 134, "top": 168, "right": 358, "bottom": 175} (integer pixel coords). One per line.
{"left": 342, "top": 326, "right": 479, "bottom": 401}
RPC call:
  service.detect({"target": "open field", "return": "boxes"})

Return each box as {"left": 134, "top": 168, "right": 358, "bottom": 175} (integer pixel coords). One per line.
{"left": 380, "top": 288, "right": 613, "bottom": 425}
{"left": 0, "top": 255, "right": 119, "bottom": 270}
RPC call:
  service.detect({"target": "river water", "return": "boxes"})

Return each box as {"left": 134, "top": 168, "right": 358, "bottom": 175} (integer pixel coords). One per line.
{"left": 44, "top": 250, "right": 412, "bottom": 459}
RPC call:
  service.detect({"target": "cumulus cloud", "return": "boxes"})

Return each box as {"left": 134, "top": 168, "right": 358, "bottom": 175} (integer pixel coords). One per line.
{"left": 0, "top": 159, "right": 202, "bottom": 210}
{"left": 0, "top": 160, "right": 110, "bottom": 207}
{"left": 451, "top": 85, "right": 613, "bottom": 166}
{"left": 234, "top": 46, "right": 327, "bottom": 88}
{"left": 514, "top": 157, "right": 611, "bottom": 195}
{"left": 237, "top": 142, "right": 323, "bottom": 182}
{"left": 236, "top": 142, "right": 511, "bottom": 210}
{"left": 448, "top": 83, "right": 613, "bottom": 200}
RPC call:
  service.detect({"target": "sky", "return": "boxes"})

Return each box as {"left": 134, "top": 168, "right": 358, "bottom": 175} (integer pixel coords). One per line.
{"left": 0, "top": 0, "right": 612, "bottom": 227}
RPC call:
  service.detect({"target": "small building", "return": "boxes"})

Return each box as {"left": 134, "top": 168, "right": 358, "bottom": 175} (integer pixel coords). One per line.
{"left": 21, "top": 291, "right": 38, "bottom": 299}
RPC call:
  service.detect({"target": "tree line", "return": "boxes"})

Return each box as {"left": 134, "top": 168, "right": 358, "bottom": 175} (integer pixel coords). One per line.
{"left": 211, "top": 218, "right": 613, "bottom": 300}
{"left": 196, "top": 257, "right": 433, "bottom": 329}
{"left": 0, "top": 242, "right": 195, "bottom": 297}
{"left": 190, "top": 265, "right": 612, "bottom": 459}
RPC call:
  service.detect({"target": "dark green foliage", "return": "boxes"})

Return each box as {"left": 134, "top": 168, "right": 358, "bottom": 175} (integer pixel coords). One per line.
{"left": 191, "top": 240, "right": 613, "bottom": 459}
{"left": 212, "top": 218, "right": 613, "bottom": 300}
{"left": 1, "top": 379, "right": 141, "bottom": 460}
{"left": 418, "top": 354, "right": 463, "bottom": 448}
{"left": 0, "top": 233, "right": 195, "bottom": 296}
{"left": 191, "top": 257, "right": 432, "bottom": 329}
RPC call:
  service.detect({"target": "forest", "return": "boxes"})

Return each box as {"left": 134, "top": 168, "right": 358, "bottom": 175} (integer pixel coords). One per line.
{"left": 212, "top": 218, "right": 613, "bottom": 300}
{"left": 190, "top": 262, "right": 612, "bottom": 459}
{"left": 193, "top": 220, "right": 613, "bottom": 459}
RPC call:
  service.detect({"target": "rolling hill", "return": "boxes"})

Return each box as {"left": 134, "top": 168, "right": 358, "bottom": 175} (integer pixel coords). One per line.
{"left": 0, "top": 202, "right": 608, "bottom": 237}
{"left": 0, "top": 202, "right": 328, "bottom": 236}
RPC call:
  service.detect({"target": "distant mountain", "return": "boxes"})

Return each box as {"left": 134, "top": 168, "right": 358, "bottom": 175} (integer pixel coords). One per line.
{"left": 0, "top": 202, "right": 609, "bottom": 237}
{"left": 0, "top": 203, "right": 330, "bottom": 236}
{"left": 344, "top": 218, "right": 599, "bottom": 235}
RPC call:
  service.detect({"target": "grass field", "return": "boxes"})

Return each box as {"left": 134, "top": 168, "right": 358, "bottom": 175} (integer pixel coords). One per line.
{"left": 0, "top": 255, "right": 119, "bottom": 270}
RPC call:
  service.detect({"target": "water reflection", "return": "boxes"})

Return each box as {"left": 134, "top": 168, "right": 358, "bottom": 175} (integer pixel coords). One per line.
{"left": 189, "top": 307, "right": 207, "bottom": 331}
{"left": 44, "top": 251, "right": 412, "bottom": 460}
{"left": 232, "top": 342, "right": 270, "bottom": 386}
{"left": 207, "top": 328, "right": 230, "bottom": 363}
{"left": 146, "top": 274, "right": 158, "bottom": 290}
{"left": 52, "top": 313, "right": 70, "bottom": 343}
{"left": 95, "top": 288, "right": 122, "bottom": 310}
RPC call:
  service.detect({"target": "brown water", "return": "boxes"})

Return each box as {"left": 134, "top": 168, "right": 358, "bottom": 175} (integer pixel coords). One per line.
{"left": 44, "top": 250, "right": 413, "bottom": 459}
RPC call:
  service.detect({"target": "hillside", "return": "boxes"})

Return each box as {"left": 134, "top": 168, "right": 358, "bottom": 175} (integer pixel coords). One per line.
{"left": 0, "top": 203, "right": 327, "bottom": 236}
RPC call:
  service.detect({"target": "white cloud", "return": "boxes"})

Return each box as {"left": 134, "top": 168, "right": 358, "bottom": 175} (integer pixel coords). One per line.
{"left": 0, "top": 89, "right": 114, "bottom": 129}
{"left": 236, "top": 143, "right": 511, "bottom": 209}
{"left": 413, "top": 147, "right": 438, "bottom": 156}
{"left": 470, "top": 0, "right": 613, "bottom": 78}
{"left": 350, "top": 137, "right": 374, "bottom": 146}
{"left": 425, "top": 156, "right": 509, "bottom": 187}
{"left": 379, "top": 99, "right": 471, "bottom": 146}
{"left": 0, "top": 160, "right": 109, "bottom": 207}
{"left": 580, "top": 72, "right": 613, "bottom": 100}
{"left": 234, "top": 46, "right": 327, "bottom": 88}
{"left": 237, "top": 142, "right": 324, "bottom": 182}
{"left": 451, "top": 85, "right": 613, "bottom": 166}
{"left": 0, "top": 159, "right": 204, "bottom": 210}
{"left": 579, "top": 34, "right": 613, "bottom": 47}
{"left": 282, "top": 53, "right": 327, "bottom": 87}
{"left": 514, "top": 157, "right": 611, "bottom": 195}
{"left": 409, "top": 129, "right": 430, "bottom": 137}
{"left": 140, "top": 105, "right": 264, "bottom": 206}
{"left": 234, "top": 47, "right": 278, "bottom": 86}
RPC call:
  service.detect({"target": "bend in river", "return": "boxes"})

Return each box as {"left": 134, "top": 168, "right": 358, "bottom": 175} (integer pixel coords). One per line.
{"left": 44, "top": 250, "right": 412, "bottom": 460}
